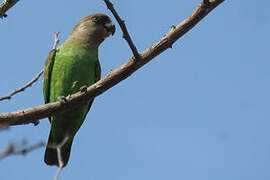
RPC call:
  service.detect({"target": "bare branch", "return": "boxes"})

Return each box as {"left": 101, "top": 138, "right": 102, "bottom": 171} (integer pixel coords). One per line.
{"left": 0, "top": 0, "right": 19, "bottom": 18}
{"left": 0, "top": 141, "right": 45, "bottom": 160}
{"left": 0, "top": 0, "right": 224, "bottom": 126}
{"left": 0, "top": 70, "right": 44, "bottom": 101}
{"left": 104, "top": 0, "right": 141, "bottom": 60}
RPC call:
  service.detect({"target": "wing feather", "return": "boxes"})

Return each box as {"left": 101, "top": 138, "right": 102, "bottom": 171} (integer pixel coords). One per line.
{"left": 43, "top": 49, "right": 57, "bottom": 121}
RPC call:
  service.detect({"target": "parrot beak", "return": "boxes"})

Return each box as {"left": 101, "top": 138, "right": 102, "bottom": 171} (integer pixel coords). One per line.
{"left": 104, "top": 22, "right": 115, "bottom": 36}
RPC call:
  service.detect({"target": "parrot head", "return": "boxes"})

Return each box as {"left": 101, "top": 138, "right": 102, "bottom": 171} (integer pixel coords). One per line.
{"left": 69, "top": 13, "right": 115, "bottom": 46}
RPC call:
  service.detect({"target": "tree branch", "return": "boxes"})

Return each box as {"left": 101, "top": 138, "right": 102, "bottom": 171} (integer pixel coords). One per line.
{"left": 0, "top": 0, "right": 224, "bottom": 126}
{"left": 104, "top": 0, "right": 141, "bottom": 60}
{"left": 0, "top": 70, "right": 44, "bottom": 101}
{"left": 0, "top": 0, "right": 19, "bottom": 18}
{"left": 0, "top": 140, "right": 45, "bottom": 160}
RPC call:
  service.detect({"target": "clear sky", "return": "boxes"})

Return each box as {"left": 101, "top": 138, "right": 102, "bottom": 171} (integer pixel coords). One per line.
{"left": 0, "top": 0, "right": 270, "bottom": 180}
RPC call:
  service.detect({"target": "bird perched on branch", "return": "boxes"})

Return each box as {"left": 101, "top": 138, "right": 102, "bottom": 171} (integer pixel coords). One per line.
{"left": 43, "top": 13, "right": 115, "bottom": 167}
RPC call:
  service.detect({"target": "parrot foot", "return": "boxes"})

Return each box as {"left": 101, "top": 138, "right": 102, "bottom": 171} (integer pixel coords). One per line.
{"left": 80, "top": 85, "right": 88, "bottom": 93}
{"left": 57, "top": 96, "right": 67, "bottom": 103}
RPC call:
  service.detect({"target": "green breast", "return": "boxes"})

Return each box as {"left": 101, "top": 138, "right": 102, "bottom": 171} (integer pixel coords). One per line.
{"left": 48, "top": 40, "right": 99, "bottom": 139}
{"left": 50, "top": 40, "right": 98, "bottom": 102}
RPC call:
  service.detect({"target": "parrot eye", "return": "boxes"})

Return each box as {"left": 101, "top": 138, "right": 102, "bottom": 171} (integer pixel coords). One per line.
{"left": 91, "top": 16, "right": 100, "bottom": 23}
{"left": 91, "top": 16, "right": 111, "bottom": 25}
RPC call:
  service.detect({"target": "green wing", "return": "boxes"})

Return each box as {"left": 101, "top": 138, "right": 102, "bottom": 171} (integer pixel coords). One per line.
{"left": 85, "top": 60, "right": 101, "bottom": 113}
{"left": 43, "top": 49, "right": 57, "bottom": 121}
{"left": 95, "top": 60, "right": 101, "bottom": 83}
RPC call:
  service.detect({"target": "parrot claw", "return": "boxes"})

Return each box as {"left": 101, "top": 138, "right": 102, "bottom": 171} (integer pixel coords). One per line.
{"left": 66, "top": 94, "right": 72, "bottom": 99}
{"left": 57, "top": 96, "right": 67, "bottom": 103}
{"left": 80, "top": 85, "right": 88, "bottom": 92}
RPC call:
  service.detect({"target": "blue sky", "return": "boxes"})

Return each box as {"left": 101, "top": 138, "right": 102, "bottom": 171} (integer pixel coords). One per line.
{"left": 1, "top": 0, "right": 270, "bottom": 179}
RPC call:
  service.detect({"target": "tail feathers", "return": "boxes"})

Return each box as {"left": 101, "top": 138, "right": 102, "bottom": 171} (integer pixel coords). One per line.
{"left": 44, "top": 131, "right": 73, "bottom": 167}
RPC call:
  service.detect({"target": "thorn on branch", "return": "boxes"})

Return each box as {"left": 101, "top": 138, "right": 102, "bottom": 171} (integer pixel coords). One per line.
{"left": 166, "top": 25, "right": 176, "bottom": 48}
{"left": 171, "top": 25, "right": 176, "bottom": 30}
{"left": 32, "top": 120, "right": 40, "bottom": 126}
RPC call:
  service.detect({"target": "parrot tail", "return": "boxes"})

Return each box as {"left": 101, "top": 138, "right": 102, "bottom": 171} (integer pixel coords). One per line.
{"left": 44, "top": 131, "right": 73, "bottom": 167}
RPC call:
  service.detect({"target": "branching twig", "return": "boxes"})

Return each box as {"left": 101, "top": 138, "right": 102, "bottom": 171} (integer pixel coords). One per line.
{"left": 0, "top": 70, "right": 44, "bottom": 101}
{"left": 0, "top": 32, "right": 60, "bottom": 102}
{"left": 0, "top": 140, "right": 45, "bottom": 160}
{"left": 0, "top": 0, "right": 19, "bottom": 18}
{"left": 0, "top": 0, "right": 224, "bottom": 126}
{"left": 104, "top": 0, "right": 141, "bottom": 60}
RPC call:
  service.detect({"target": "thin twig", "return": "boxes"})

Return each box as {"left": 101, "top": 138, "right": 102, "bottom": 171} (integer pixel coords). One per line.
{"left": 53, "top": 32, "right": 60, "bottom": 49}
{"left": 51, "top": 136, "right": 69, "bottom": 180}
{"left": 0, "top": 32, "right": 59, "bottom": 102}
{"left": 0, "top": 141, "right": 45, "bottom": 160}
{"left": 54, "top": 167, "right": 62, "bottom": 180}
{"left": 0, "top": 70, "right": 44, "bottom": 101}
{"left": 0, "top": 0, "right": 224, "bottom": 126}
{"left": 0, "top": 0, "right": 19, "bottom": 18}
{"left": 104, "top": 0, "right": 141, "bottom": 60}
